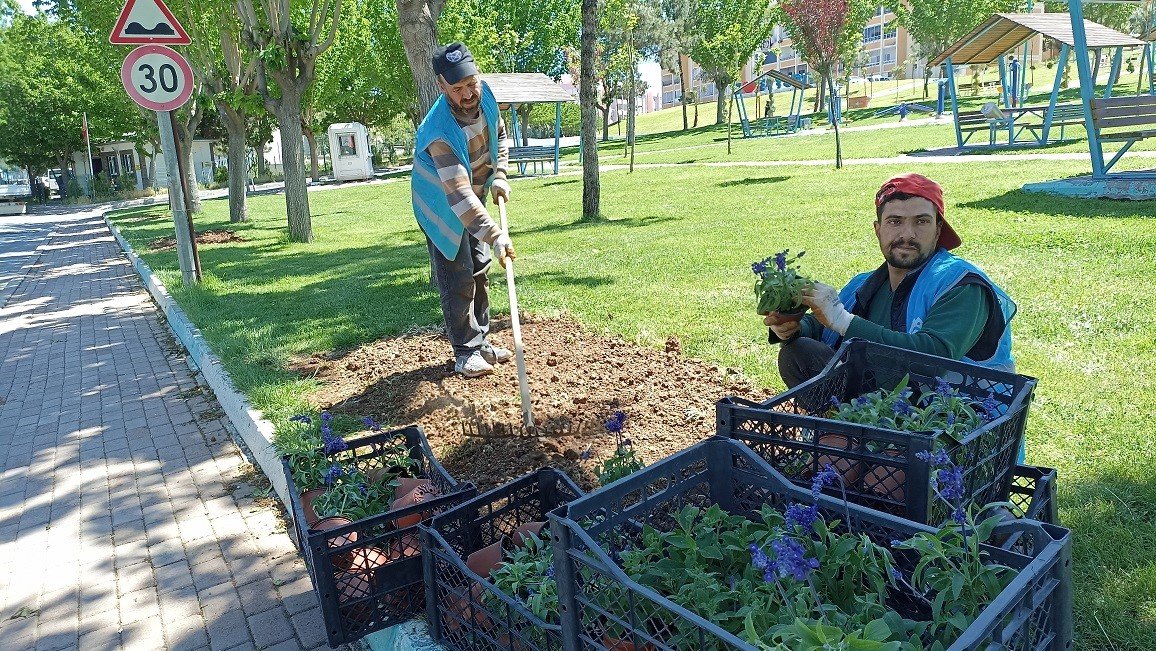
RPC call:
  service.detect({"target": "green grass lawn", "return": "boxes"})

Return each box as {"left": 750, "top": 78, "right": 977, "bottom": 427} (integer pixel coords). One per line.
{"left": 110, "top": 157, "right": 1155, "bottom": 648}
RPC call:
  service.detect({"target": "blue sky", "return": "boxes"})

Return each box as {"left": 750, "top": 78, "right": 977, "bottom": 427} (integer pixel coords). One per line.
{"left": 17, "top": 0, "right": 37, "bottom": 14}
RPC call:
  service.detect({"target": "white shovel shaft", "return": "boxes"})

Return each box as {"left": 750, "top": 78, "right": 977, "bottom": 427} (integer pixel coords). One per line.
{"left": 498, "top": 197, "right": 534, "bottom": 429}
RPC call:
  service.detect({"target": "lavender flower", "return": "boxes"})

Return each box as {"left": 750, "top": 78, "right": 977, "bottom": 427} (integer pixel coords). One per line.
{"left": 605, "top": 410, "right": 626, "bottom": 434}
{"left": 811, "top": 464, "right": 839, "bottom": 499}
{"left": 952, "top": 507, "right": 966, "bottom": 524}
{"left": 358, "top": 482, "right": 368, "bottom": 495}
{"left": 321, "top": 411, "right": 332, "bottom": 423}
{"left": 749, "top": 543, "right": 770, "bottom": 572}
{"left": 751, "top": 260, "right": 768, "bottom": 276}
{"left": 784, "top": 503, "right": 819, "bottom": 532}
{"left": 890, "top": 539, "right": 902, "bottom": 548}
{"left": 936, "top": 464, "right": 965, "bottom": 502}
{"left": 893, "top": 400, "right": 914, "bottom": 417}
{"left": 289, "top": 414, "right": 312, "bottom": 424}
{"left": 578, "top": 448, "right": 592, "bottom": 460}
{"left": 546, "top": 565, "right": 555, "bottom": 580}
{"left": 322, "top": 433, "right": 348, "bottom": 454}
{"left": 980, "top": 392, "right": 1001, "bottom": 422}
{"left": 323, "top": 463, "right": 344, "bottom": 486}
{"left": 770, "top": 537, "right": 819, "bottom": 582}
{"left": 854, "top": 396, "right": 870, "bottom": 408}
{"left": 362, "top": 416, "right": 380, "bottom": 431}
{"left": 935, "top": 377, "right": 953, "bottom": 397}
{"left": 916, "top": 449, "right": 951, "bottom": 467}
{"left": 829, "top": 395, "right": 841, "bottom": 409}
{"left": 946, "top": 412, "right": 956, "bottom": 427}
{"left": 774, "top": 251, "right": 788, "bottom": 272}
{"left": 889, "top": 567, "right": 903, "bottom": 581}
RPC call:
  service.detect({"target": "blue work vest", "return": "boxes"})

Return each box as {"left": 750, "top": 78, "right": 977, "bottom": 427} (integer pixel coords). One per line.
{"left": 820, "top": 248, "right": 1017, "bottom": 372}
{"left": 411, "top": 82, "right": 501, "bottom": 259}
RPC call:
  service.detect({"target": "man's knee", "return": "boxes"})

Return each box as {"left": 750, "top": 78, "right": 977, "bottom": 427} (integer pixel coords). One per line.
{"left": 777, "top": 337, "right": 836, "bottom": 389}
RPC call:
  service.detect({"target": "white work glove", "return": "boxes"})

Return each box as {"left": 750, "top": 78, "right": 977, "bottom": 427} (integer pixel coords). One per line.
{"left": 490, "top": 178, "right": 511, "bottom": 203}
{"left": 492, "top": 231, "right": 515, "bottom": 268}
{"left": 763, "top": 312, "right": 802, "bottom": 341}
{"left": 802, "top": 282, "right": 854, "bottom": 336}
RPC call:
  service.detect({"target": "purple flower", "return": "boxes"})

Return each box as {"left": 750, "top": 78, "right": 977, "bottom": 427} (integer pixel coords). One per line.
{"left": 854, "top": 396, "right": 870, "bottom": 408}
{"left": 749, "top": 543, "right": 770, "bottom": 571}
{"left": 358, "top": 482, "right": 368, "bottom": 495}
{"left": 605, "top": 411, "right": 626, "bottom": 434}
{"left": 362, "top": 416, "right": 380, "bottom": 431}
{"left": 620, "top": 438, "right": 632, "bottom": 447}
{"left": 322, "top": 433, "right": 348, "bottom": 454}
{"left": 323, "top": 463, "right": 344, "bottom": 486}
{"left": 546, "top": 565, "right": 555, "bottom": 580}
{"left": 946, "top": 412, "right": 956, "bottom": 426}
{"left": 774, "top": 251, "right": 788, "bottom": 272}
{"left": 321, "top": 425, "right": 332, "bottom": 437}
{"left": 770, "top": 537, "right": 819, "bottom": 582}
{"left": 890, "top": 539, "right": 902, "bottom": 548}
{"left": 751, "top": 260, "right": 768, "bottom": 276}
{"left": 893, "top": 400, "right": 913, "bottom": 417}
{"left": 829, "top": 395, "right": 841, "bottom": 409}
{"left": 936, "top": 464, "right": 965, "bottom": 502}
{"left": 935, "top": 377, "right": 953, "bottom": 396}
{"left": 784, "top": 503, "right": 819, "bottom": 532}
{"left": 578, "top": 448, "right": 592, "bottom": 460}
{"left": 811, "top": 463, "right": 839, "bottom": 499}
{"left": 980, "top": 392, "right": 1001, "bottom": 422}
{"left": 289, "top": 414, "right": 312, "bottom": 424}
{"left": 952, "top": 507, "right": 966, "bottom": 524}
{"left": 889, "top": 567, "right": 903, "bottom": 581}
{"left": 321, "top": 411, "right": 332, "bottom": 423}
{"left": 916, "top": 449, "right": 951, "bottom": 467}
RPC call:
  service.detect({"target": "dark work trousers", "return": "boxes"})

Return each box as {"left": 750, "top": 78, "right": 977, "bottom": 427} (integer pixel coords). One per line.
{"left": 778, "top": 337, "right": 837, "bottom": 388}
{"left": 428, "top": 233, "right": 492, "bottom": 357}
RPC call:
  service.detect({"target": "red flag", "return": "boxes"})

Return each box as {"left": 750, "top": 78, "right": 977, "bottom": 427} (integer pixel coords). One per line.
{"left": 82, "top": 113, "right": 89, "bottom": 141}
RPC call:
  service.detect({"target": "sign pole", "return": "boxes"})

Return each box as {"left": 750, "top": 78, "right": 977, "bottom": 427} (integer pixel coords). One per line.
{"left": 157, "top": 109, "right": 197, "bottom": 285}
{"left": 168, "top": 110, "right": 202, "bottom": 281}
{"left": 83, "top": 112, "right": 95, "bottom": 199}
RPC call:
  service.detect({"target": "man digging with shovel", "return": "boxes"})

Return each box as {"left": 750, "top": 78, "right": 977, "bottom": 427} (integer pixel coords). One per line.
{"left": 411, "top": 42, "right": 517, "bottom": 378}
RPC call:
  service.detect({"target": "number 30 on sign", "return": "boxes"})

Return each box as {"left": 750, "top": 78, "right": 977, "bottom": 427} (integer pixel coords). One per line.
{"left": 120, "top": 44, "right": 194, "bottom": 111}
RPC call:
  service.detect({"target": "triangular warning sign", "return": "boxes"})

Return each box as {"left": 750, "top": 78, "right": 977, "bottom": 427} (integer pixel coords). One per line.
{"left": 110, "top": 0, "right": 190, "bottom": 45}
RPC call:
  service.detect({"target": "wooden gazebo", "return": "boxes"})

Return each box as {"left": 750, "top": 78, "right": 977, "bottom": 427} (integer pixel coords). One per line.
{"left": 481, "top": 73, "right": 576, "bottom": 175}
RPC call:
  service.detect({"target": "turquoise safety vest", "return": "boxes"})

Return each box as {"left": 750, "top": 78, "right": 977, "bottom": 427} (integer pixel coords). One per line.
{"left": 820, "top": 248, "right": 1017, "bottom": 372}
{"left": 411, "top": 82, "right": 501, "bottom": 259}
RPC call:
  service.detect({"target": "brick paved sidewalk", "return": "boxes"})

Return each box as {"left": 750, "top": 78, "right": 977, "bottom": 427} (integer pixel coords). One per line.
{"left": 0, "top": 214, "right": 334, "bottom": 650}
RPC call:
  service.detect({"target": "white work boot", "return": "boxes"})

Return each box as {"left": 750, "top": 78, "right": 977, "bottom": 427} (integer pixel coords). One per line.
{"left": 455, "top": 350, "right": 494, "bottom": 378}
{"left": 481, "top": 343, "right": 513, "bottom": 364}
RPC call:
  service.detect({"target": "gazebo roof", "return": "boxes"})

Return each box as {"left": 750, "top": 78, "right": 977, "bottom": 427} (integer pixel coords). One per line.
{"left": 481, "top": 73, "right": 576, "bottom": 104}
{"left": 932, "top": 13, "right": 1145, "bottom": 66}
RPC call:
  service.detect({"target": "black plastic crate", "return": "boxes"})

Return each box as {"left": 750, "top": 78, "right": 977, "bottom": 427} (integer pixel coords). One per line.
{"left": 548, "top": 438, "right": 1072, "bottom": 651}
{"left": 422, "top": 468, "right": 584, "bottom": 651}
{"left": 717, "top": 338, "right": 1038, "bottom": 524}
{"left": 1009, "top": 465, "right": 1058, "bottom": 524}
{"left": 282, "top": 425, "right": 477, "bottom": 647}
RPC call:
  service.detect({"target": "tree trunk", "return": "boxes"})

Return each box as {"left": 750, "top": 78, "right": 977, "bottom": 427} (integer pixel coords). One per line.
{"left": 518, "top": 104, "right": 531, "bottom": 145}
{"left": 256, "top": 139, "right": 268, "bottom": 178}
{"left": 57, "top": 154, "right": 69, "bottom": 200}
{"left": 600, "top": 106, "right": 610, "bottom": 142}
{"left": 397, "top": 0, "right": 443, "bottom": 119}
{"left": 273, "top": 99, "right": 313, "bottom": 242}
{"left": 679, "top": 66, "right": 688, "bottom": 130}
{"left": 217, "top": 102, "right": 249, "bottom": 223}
{"left": 579, "top": 0, "right": 600, "bottom": 220}
{"left": 828, "top": 75, "right": 843, "bottom": 169}
{"left": 305, "top": 127, "right": 320, "bottom": 182}
{"left": 715, "top": 83, "right": 726, "bottom": 124}
{"left": 175, "top": 111, "right": 204, "bottom": 213}
{"left": 693, "top": 101, "right": 698, "bottom": 127}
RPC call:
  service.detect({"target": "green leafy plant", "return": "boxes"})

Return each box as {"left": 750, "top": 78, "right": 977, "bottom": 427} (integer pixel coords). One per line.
{"left": 484, "top": 531, "right": 559, "bottom": 649}
{"left": 826, "top": 375, "right": 1001, "bottom": 441}
{"left": 312, "top": 465, "right": 396, "bottom": 521}
{"left": 593, "top": 411, "right": 644, "bottom": 485}
{"left": 753, "top": 250, "right": 812, "bottom": 315}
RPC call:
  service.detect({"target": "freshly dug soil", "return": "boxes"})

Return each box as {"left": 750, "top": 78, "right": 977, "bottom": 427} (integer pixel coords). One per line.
{"left": 292, "top": 314, "right": 770, "bottom": 491}
{"left": 150, "top": 229, "right": 248, "bottom": 251}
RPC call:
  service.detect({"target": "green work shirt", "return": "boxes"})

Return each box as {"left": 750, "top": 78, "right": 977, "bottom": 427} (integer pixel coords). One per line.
{"left": 774, "top": 278, "right": 991, "bottom": 361}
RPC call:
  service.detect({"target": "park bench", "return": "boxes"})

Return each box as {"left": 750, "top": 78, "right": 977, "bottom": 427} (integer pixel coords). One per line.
{"left": 956, "top": 110, "right": 1012, "bottom": 146}
{"left": 1043, "top": 102, "right": 1086, "bottom": 141}
{"left": 509, "top": 145, "right": 556, "bottom": 175}
{"left": 1090, "top": 95, "right": 1156, "bottom": 172}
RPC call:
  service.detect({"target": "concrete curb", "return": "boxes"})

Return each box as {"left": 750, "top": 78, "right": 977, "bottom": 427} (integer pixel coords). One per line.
{"left": 103, "top": 214, "right": 291, "bottom": 509}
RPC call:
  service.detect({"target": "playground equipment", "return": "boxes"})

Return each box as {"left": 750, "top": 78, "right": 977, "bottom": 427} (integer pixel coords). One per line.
{"left": 933, "top": 13, "right": 1148, "bottom": 150}
{"left": 733, "top": 70, "right": 811, "bottom": 137}
{"left": 1022, "top": 0, "right": 1156, "bottom": 198}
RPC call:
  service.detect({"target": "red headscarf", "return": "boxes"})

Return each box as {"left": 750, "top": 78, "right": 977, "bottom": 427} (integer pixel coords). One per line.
{"left": 875, "top": 173, "right": 961, "bottom": 250}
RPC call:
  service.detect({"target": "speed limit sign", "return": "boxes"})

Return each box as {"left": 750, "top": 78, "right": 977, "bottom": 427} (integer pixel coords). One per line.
{"left": 120, "top": 44, "right": 194, "bottom": 111}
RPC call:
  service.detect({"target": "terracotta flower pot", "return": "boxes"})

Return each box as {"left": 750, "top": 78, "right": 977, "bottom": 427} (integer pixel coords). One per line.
{"left": 300, "top": 488, "right": 326, "bottom": 527}
{"left": 815, "top": 433, "right": 862, "bottom": 486}
{"left": 865, "top": 449, "right": 906, "bottom": 503}
{"left": 390, "top": 479, "right": 438, "bottom": 528}
{"left": 465, "top": 537, "right": 508, "bottom": 578}
{"left": 335, "top": 570, "right": 375, "bottom": 625}
{"left": 603, "top": 633, "right": 657, "bottom": 651}
{"left": 510, "top": 521, "right": 548, "bottom": 548}
{"left": 386, "top": 532, "right": 422, "bottom": 562}
{"left": 443, "top": 582, "right": 494, "bottom": 635}
{"left": 311, "top": 516, "right": 358, "bottom": 570}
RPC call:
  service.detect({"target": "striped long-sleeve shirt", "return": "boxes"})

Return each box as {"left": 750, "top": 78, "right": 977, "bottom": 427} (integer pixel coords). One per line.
{"left": 426, "top": 108, "right": 510, "bottom": 245}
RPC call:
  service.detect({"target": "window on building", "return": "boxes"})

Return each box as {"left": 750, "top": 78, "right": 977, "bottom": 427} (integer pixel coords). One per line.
{"left": 884, "top": 51, "right": 895, "bottom": 64}
{"left": 875, "top": 5, "right": 887, "bottom": 15}
{"left": 120, "top": 152, "right": 135, "bottom": 173}
{"left": 104, "top": 154, "right": 119, "bottom": 176}
{"left": 884, "top": 27, "right": 897, "bottom": 39}
{"left": 863, "top": 25, "right": 881, "bottom": 43}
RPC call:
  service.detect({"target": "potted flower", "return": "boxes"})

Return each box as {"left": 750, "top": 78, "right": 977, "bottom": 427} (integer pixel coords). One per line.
{"left": 753, "top": 249, "right": 812, "bottom": 322}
